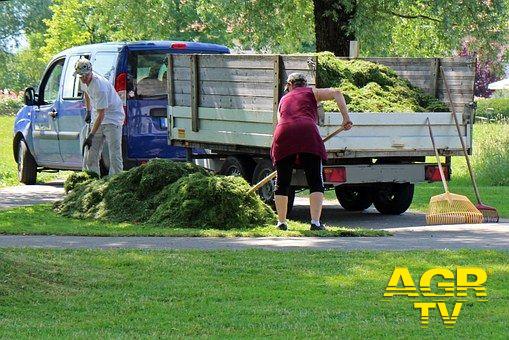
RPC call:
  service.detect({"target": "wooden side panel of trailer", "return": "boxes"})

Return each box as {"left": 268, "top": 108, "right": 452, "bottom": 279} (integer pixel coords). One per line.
{"left": 168, "top": 55, "right": 475, "bottom": 157}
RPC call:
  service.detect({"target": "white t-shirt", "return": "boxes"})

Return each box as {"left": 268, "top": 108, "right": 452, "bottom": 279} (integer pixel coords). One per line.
{"left": 81, "top": 72, "right": 125, "bottom": 126}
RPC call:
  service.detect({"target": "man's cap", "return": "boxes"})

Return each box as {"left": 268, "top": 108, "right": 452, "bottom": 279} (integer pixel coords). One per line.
{"left": 73, "top": 57, "right": 92, "bottom": 76}
{"left": 286, "top": 72, "right": 307, "bottom": 84}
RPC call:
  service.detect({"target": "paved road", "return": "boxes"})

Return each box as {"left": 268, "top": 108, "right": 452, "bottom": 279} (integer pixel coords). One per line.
{"left": 0, "top": 180, "right": 64, "bottom": 210}
{"left": 0, "top": 222, "right": 508, "bottom": 250}
{"left": 0, "top": 181, "right": 507, "bottom": 250}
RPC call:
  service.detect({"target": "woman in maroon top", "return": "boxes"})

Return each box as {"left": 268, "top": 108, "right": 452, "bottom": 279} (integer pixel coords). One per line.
{"left": 271, "top": 73, "right": 352, "bottom": 231}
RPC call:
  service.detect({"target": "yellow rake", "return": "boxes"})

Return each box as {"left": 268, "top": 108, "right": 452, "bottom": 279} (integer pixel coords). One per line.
{"left": 425, "top": 118, "right": 483, "bottom": 225}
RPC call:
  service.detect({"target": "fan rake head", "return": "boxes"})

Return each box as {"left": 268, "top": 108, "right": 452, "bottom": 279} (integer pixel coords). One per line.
{"left": 426, "top": 192, "right": 483, "bottom": 225}
{"left": 476, "top": 203, "right": 500, "bottom": 223}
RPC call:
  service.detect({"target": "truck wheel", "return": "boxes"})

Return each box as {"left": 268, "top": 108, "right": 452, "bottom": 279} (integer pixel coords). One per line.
{"left": 373, "top": 183, "right": 414, "bottom": 215}
{"left": 335, "top": 185, "right": 372, "bottom": 211}
{"left": 252, "top": 159, "right": 275, "bottom": 206}
{"left": 251, "top": 159, "right": 295, "bottom": 214}
{"left": 219, "top": 156, "right": 255, "bottom": 183}
{"left": 17, "top": 139, "right": 37, "bottom": 185}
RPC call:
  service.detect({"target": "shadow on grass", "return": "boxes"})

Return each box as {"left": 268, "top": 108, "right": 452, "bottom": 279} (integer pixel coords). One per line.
{"left": 0, "top": 204, "right": 390, "bottom": 237}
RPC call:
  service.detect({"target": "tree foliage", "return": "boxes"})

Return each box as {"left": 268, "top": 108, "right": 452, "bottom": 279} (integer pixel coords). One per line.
{"left": 0, "top": 0, "right": 52, "bottom": 52}
{"left": 41, "top": 0, "right": 315, "bottom": 58}
{"left": 353, "top": 0, "right": 509, "bottom": 61}
{"left": 1, "top": 0, "right": 508, "bottom": 92}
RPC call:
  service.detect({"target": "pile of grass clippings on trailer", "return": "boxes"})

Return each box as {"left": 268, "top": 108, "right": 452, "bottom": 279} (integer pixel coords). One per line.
{"left": 317, "top": 52, "right": 449, "bottom": 113}
{"left": 54, "top": 159, "right": 276, "bottom": 229}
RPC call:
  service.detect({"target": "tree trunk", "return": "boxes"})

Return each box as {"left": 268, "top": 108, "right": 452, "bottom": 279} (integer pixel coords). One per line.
{"left": 313, "top": 0, "right": 356, "bottom": 57}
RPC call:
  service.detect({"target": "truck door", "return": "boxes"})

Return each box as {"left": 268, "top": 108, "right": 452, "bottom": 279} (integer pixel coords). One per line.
{"left": 126, "top": 50, "right": 187, "bottom": 160}
{"left": 58, "top": 54, "right": 90, "bottom": 167}
{"left": 32, "top": 58, "right": 65, "bottom": 165}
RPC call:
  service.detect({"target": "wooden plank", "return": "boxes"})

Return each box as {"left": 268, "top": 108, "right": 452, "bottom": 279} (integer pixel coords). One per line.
{"left": 364, "top": 57, "right": 435, "bottom": 64}
{"left": 281, "top": 55, "right": 318, "bottom": 70}
{"left": 383, "top": 65, "right": 436, "bottom": 71}
{"left": 173, "top": 54, "right": 316, "bottom": 70}
{"left": 323, "top": 112, "right": 461, "bottom": 126}
{"left": 174, "top": 67, "right": 277, "bottom": 82}
{"left": 167, "top": 54, "right": 175, "bottom": 106}
{"left": 174, "top": 93, "right": 274, "bottom": 110}
{"left": 174, "top": 80, "right": 274, "bottom": 97}
{"left": 170, "top": 106, "right": 274, "bottom": 124}
{"left": 323, "top": 135, "right": 465, "bottom": 151}
{"left": 392, "top": 70, "right": 473, "bottom": 77}
{"left": 439, "top": 57, "right": 475, "bottom": 64}
{"left": 197, "top": 119, "right": 274, "bottom": 135}
{"left": 190, "top": 54, "right": 199, "bottom": 132}
{"left": 175, "top": 54, "right": 275, "bottom": 69}
{"left": 170, "top": 126, "right": 466, "bottom": 151}
{"left": 429, "top": 58, "right": 439, "bottom": 97}
{"left": 273, "top": 55, "right": 281, "bottom": 126}
{"left": 171, "top": 125, "right": 273, "bottom": 147}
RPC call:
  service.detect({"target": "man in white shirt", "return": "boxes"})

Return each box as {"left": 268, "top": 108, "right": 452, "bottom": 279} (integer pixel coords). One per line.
{"left": 74, "top": 57, "right": 125, "bottom": 176}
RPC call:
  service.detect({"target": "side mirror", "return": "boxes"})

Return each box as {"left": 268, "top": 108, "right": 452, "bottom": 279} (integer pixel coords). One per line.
{"left": 24, "top": 87, "right": 37, "bottom": 106}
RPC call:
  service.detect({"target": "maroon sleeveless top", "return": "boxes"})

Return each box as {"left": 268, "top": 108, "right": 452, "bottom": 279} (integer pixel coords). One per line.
{"left": 270, "top": 87, "right": 327, "bottom": 164}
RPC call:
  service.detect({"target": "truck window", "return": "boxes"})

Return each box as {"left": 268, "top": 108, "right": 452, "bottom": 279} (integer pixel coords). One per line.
{"left": 41, "top": 59, "right": 65, "bottom": 104}
{"left": 93, "top": 52, "right": 118, "bottom": 81}
{"left": 127, "top": 51, "right": 167, "bottom": 99}
{"left": 62, "top": 55, "right": 90, "bottom": 99}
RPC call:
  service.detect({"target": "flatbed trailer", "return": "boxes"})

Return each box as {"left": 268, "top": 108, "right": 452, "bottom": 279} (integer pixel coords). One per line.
{"left": 166, "top": 54, "right": 475, "bottom": 214}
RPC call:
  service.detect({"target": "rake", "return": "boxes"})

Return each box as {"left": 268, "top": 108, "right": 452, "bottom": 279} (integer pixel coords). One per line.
{"left": 441, "top": 67, "right": 500, "bottom": 223}
{"left": 247, "top": 126, "right": 345, "bottom": 194}
{"left": 425, "top": 118, "right": 483, "bottom": 225}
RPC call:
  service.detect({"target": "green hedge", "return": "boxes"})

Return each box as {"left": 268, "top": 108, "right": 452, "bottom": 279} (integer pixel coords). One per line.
{"left": 0, "top": 97, "right": 23, "bottom": 116}
{"left": 476, "top": 98, "right": 509, "bottom": 121}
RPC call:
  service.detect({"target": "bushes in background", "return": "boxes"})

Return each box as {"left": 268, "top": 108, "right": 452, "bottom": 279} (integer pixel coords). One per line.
{"left": 0, "top": 97, "right": 23, "bottom": 116}
{"left": 476, "top": 98, "right": 509, "bottom": 121}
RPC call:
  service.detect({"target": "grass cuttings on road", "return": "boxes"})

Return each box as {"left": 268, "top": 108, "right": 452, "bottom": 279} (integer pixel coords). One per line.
{"left": 0, "top": 204, "right": 388, "bottom": 237}
{"left": 53, "top": 159, "right": 386, "bottom": 236}
{"left": 317, "top": 52, "right": 448, "bottom": 113}
{"left": 55, "top": 159, "right": 276, "bottom": 230}
{"left": 0, "top": 249, "right": 507, "bottom": 338}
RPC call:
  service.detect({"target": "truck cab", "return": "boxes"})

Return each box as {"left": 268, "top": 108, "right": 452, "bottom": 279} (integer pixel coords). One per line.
{"left": 13, "top": 40, "right": 229, "bottom": 184}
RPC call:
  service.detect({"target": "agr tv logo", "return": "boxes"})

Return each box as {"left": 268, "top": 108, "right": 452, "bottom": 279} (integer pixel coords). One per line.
{"left": 383, "top": 267, "right": 488, "bottom": 328}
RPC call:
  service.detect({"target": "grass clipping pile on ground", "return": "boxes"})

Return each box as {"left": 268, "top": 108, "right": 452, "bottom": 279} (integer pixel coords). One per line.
{"left": 317, "top": 52, "right": 449, "bottom": 112}
{"left": 54, "top": 159, "right": 276, "bottom": 229}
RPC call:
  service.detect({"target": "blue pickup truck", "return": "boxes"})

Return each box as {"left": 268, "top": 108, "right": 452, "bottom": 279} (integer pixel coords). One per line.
{"left": 13, "top": 40, "right": 229, "bottom": 184}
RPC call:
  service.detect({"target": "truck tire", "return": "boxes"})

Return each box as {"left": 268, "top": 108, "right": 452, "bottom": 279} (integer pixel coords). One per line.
{"left": 17, "top": 139, "right": 37, "bottom": 185}
{"left": 335, "top": 185, "right": 372, "bottom": 211}
{"left": 219, "top": 156, "right": 255, "bottom": 183}
{"left": 373, "top": 183, "right": 414, "bottom": 215}
{"left": 251, "top": 159, "right": 295, "bottom": 214}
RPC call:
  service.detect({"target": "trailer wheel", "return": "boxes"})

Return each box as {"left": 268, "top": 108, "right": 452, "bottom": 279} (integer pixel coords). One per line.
{"left": 251, "top": 159, "right": 295, "bottom": 214}
{"left": 219, "top": 156, "right": 255, "bottom": 183}
{"left": 373, "top": 183, "right": 414, "bottom": 215}
{"left": 17, "top": 139, "right": 37, "bottom": 185}
{"left": 335, "top": 185, "right": 372, "bottom": 211}
{"left": 252, "top": 159, "right": 275, "bottom": 205}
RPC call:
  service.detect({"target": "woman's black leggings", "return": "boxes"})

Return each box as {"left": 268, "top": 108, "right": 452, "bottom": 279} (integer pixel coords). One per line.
{"left": 274, "top": 153, "right": 324, "bottom": 196}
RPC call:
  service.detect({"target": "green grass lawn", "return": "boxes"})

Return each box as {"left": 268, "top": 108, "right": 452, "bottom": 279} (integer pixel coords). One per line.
{"left": 0, "top": 204, "right": 388, "bottom": 237}
{"left": 0, "top": 115, "right": 70, "bottom": 187}
{"left": 0, "top": 249, "right": 507, "bottom": 337}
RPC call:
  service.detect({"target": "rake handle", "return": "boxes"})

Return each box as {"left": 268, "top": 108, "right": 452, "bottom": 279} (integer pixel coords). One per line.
{"left": 441, "top": 67, "right": 482, "bottom": 204}
{"left": 247, "top": 126, "right": 346, "bottom": 195}
{"left": 426, "top": 118, "right": 449, "bottom": 193}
